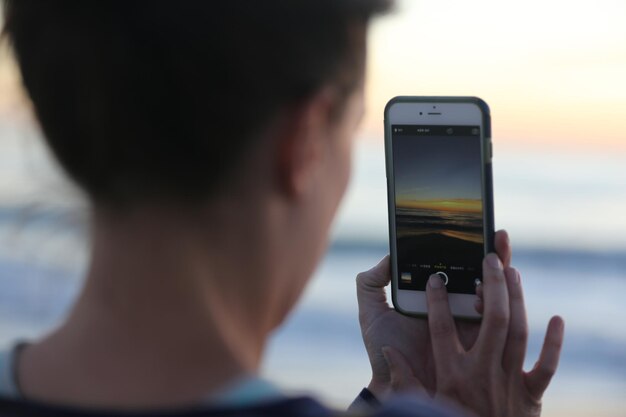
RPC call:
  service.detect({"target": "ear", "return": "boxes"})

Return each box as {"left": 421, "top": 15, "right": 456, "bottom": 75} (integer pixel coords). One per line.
{"left": 274, "top": 88, "right": 337, "bottom": 199}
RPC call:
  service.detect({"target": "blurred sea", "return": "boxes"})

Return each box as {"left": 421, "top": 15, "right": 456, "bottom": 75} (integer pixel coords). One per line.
{"left": 1, "top": 141, "right": 625, "bottom": 416}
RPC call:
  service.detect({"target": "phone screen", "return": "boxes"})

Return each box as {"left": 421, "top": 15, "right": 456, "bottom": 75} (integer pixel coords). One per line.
{"left": 392, "top": 124, "right": 484, "bottom": 295}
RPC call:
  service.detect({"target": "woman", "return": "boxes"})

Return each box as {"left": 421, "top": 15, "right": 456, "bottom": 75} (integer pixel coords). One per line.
{"left": 0, "top": 1, "right": 563, "bottom": 416}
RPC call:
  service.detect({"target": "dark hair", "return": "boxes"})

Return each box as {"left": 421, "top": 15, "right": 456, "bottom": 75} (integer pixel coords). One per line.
{"left": 2, "top": 0, "right": 392, "bottom": 207}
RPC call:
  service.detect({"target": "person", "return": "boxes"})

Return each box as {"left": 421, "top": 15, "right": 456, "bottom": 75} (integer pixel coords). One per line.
{"left": 0, "top": 1, "right": 564, "bottom": 416}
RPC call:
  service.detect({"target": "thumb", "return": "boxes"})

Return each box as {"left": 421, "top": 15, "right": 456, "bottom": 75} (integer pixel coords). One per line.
{"left": 356, "top": 256, "right": 392, "bottom": 323}
{"left": 382, "top": 346, "right": 425, "bottom": 395}
{"left": 356, "top": 255, "right": 391, "bottom": 291}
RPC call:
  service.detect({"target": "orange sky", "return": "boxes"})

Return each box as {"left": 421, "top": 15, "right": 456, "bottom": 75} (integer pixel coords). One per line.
{"left": 397, "top": 198, "right": 482, "bottom": 213}
{"left": 360, "top": 0, "right": 626, "bottom": 152}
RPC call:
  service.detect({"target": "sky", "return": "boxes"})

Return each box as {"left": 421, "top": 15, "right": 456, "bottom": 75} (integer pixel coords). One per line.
{"left": 393, "top": 134, "right": 482, "bottom": 207}
{"left": 360, "top": 0, "right": 626, "bottom": 152}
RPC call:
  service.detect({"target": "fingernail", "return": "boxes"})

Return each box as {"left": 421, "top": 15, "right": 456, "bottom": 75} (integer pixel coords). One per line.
{"left": 429, "top": 274, "right": 443, "bottom": 289}
{"left": 486, "top": 253, "right": 503, "bottom": 270}
{"left": 513, "top": 269, "right": 520, "bottom": 284}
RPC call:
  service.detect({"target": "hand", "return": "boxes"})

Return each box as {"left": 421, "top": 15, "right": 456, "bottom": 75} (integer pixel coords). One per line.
{"left": 384, "top": 252, "right": 565, "bottom": 417}
{"left": 356, "top": 230, "right": 512, "bottom": 399}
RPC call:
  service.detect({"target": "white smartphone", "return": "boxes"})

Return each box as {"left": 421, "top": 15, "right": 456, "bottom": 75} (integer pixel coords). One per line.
{"left": 384, "top": 97, "right": 495, "bottom": 319}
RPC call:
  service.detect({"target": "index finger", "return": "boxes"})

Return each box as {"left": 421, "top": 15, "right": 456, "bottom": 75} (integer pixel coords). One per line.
{"left": 426, "top": 274, "right": 462, "bottom": 369}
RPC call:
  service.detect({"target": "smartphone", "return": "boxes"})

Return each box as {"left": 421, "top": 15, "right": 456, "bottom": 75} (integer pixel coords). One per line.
{"left": 385, "top": 96, "right": 495, "bottom": 319}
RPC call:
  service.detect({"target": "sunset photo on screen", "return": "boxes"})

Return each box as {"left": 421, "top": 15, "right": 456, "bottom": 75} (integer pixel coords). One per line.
{"left": 393, "top": 132, "right": 484, "bottom": 292}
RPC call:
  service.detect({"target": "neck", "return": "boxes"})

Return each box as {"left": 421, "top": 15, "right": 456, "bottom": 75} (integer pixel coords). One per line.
{"left": 21, "top": 203, "right": 279, "bottom": 408}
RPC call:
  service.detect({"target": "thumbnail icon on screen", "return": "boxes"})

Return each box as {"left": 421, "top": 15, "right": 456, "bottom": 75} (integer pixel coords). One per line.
{"left": 401, "top": 272, "right": 412, "bottom": 284}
